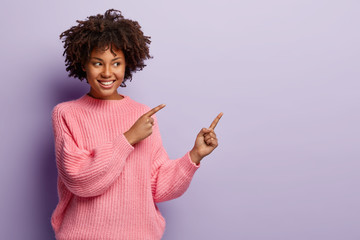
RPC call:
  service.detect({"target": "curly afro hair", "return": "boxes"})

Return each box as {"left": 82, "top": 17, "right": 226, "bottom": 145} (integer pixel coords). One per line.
{"left": 60, "top": 9, "right": 152, "bottom": 87}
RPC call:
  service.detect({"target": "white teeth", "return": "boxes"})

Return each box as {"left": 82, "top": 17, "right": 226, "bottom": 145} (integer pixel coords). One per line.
{"left": 99, "top": 81, "right": 114, "bottom": 85}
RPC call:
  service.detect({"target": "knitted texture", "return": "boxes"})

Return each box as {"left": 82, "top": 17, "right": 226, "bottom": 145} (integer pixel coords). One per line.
{"left": 51, "top": 94, "right": 200, "bottom": 240}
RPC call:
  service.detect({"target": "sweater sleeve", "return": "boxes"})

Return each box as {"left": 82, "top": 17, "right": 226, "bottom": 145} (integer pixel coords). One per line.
{"left": 150, "top": 116, "right": 200, "bottom": 203}
{"left": 52, "top": 105, "right": 134, "bottom": 198}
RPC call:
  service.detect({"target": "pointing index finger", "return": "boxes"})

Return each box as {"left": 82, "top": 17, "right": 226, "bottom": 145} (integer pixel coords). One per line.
{"left": 145, "top": 104, "right": 166, "bottom": 117}
{"left": 209, "top": 112, "right": 223, "bottom": 130}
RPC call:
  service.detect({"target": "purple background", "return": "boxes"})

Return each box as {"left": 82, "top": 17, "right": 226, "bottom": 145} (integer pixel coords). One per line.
{"left": 1, "top": 0, "right": 359, "bottom": 239}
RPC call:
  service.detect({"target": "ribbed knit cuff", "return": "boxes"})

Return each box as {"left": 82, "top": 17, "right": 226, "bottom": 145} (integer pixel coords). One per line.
{"left": 187, "top": 151, "right": 201, "bottom": 168}
{"left": 101, "top": 134, "right": 134, "bottom": 189}
{"left": 104, "top": 134, "right": 134, "bottom": 179}
{"left": 113, "top": 134, "right": 135, "bottom": 155}
{"left": 177, "top": 152, "right": 200, "bottom": 178}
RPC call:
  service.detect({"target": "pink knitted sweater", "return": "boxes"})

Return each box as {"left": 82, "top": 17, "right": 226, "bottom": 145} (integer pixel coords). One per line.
{"left": 51, "top": 94, "right": 200, "bottom": 240}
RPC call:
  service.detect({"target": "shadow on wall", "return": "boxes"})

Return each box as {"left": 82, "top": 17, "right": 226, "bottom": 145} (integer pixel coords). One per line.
{"left": 40, "top": 73, "right": 88, "bottom": 238}
{"left": 52, "top": 76, "right": 90, "bottom": 104}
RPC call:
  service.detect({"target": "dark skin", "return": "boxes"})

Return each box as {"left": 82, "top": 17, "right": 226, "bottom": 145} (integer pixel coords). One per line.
{"left": 124, "top": 105, "right": 223, "bottom": 165}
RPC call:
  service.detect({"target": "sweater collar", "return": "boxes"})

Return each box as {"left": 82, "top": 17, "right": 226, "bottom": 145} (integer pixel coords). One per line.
{"left": 78, "top": 94, "right": 132, "bottom": 111}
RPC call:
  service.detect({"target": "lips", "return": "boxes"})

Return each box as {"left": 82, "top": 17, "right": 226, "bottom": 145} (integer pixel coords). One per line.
{"left": 97, "top": 80, "right": 116, "bottom": 88}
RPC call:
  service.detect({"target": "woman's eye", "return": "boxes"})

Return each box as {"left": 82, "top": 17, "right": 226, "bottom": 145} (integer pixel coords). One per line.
{"left": 93, "top": 62, "right": 101, "bottom": 66}
{"left": 113, "top": 62, "right": 120, "bottom": 67}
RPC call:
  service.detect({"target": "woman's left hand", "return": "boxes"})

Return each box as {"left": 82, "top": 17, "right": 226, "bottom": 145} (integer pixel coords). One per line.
{"left": 190, "top": 113, "right": 223, "bottom": 165}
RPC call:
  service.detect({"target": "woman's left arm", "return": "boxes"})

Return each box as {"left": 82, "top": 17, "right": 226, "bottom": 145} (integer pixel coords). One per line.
{"left": 151, "top": 113, "right": 223, "bottom": 203}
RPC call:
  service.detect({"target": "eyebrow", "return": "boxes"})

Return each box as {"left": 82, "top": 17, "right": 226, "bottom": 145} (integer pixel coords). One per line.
{"left": 91, "top": 57, "right": 123, "bottom": 61}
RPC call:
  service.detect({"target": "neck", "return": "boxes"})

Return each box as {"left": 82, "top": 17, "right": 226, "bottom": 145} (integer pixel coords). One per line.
{"left": 87, "top": 92, "right": 124, "bottom": 100}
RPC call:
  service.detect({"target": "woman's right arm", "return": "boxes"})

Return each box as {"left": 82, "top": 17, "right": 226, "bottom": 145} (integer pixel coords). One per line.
{"left": 52, "top": 106, "right": 134, "bottom": 198}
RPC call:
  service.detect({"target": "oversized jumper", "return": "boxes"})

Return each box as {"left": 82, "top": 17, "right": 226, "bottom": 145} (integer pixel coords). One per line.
{"left": 52, "top": 9, "right": 222, "bottom": 240}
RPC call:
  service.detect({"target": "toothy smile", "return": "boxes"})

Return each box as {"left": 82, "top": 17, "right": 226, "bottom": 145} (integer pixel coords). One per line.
{"left": 98, "top": 80, "right": 115, "bottom": 85}
{"left": 96, "top": 80, "right": 116, "bottom": 89}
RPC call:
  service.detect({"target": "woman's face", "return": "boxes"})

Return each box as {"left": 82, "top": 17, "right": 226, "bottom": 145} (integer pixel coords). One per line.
{"left": 83, "top": 46, "right": 126, "bottom": 100}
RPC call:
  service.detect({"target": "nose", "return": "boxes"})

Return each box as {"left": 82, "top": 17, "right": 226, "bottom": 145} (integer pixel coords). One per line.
{"left": 101, "top": 65, "right": 112, "bottom": 78}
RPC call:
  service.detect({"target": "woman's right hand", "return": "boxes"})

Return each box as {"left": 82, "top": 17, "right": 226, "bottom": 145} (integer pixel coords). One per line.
{"left": 124, "top": 104, "right": 166, "bottom": 145}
